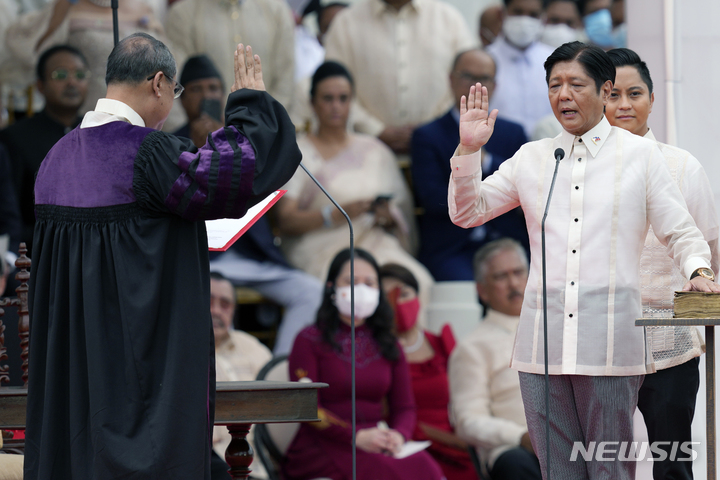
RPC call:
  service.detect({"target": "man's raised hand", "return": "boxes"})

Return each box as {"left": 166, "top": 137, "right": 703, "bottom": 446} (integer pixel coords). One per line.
{"left": 231, "top": 44, "right": 266, "bottom": 93}
{"left": 458, "top": 83, "right": 498, "bottom": 156}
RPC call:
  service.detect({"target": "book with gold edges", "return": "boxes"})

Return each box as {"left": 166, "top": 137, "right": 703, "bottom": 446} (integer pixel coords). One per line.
{"left": 673, "top": 291, "right": 720, "bottom": 318}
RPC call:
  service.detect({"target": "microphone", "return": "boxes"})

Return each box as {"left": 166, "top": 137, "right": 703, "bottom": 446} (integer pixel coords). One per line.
{"left": 541, "top": 147, "right": 564, "bottom": 480}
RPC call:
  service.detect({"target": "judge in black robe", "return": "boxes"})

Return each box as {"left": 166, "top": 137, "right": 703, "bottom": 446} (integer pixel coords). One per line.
{"left": 25, "top": 35, "right": 301, "bottom": 479}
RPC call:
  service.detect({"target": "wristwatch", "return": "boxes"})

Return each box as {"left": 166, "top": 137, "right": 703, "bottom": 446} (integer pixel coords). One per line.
{"left": 690, "top": 267, "right": 716, "bottom": 282}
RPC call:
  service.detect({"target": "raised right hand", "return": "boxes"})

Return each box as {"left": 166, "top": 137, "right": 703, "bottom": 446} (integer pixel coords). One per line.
{"left": 231, "top": 44, "right": 265, "bottom": 93}
{"left": 458, "top": 83, "right": 498, "bottom": 156}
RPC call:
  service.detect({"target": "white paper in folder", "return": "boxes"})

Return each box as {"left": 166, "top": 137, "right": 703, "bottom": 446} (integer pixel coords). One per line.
{"left": 206, "top": 190, "right": 285, "bottom": 251}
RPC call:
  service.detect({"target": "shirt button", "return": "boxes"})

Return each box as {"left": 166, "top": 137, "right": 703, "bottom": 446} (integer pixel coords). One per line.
{"left": 572, "top": 249, "right": 577, "bottom": 253}
{"left": 575, "top": 186, "right": 579, "bottom": 190}
{"left": 578, "top": 158, "right": 582, "bottom": 162}
{"left": 569, "top": 313, "right": 574, "bottom": 318}
{"left": 574, "top": 218, "right": 579, "bottom": 222}
{"left": 579, "top": 138, "right": 583, "bottom": 142}
{"left": 571, "top": 281, "right": 575, "bottom": 285}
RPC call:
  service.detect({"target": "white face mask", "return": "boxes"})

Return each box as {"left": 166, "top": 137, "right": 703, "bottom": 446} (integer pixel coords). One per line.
{"left": 334, "top": 284, "right": 380, "bottom": 320}
{"left": 502, "top": 15, "right": 543, "bottom": 49}
{"left": 540, "top": 23, "right": 580, "bottom": 48}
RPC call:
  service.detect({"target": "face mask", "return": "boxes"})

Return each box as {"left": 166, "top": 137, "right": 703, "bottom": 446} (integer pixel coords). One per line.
{"left": 334, "top": 284, "right": 380, "bottom": 320}
{"left": 612, "top": 23, "right": 627, "bottom": 48}
{"left": 394, "top": 297, "right": 420, "bottom": 333}
{"left": 502, "top": 15, "right": 543, "bottom": 49}
{"left": 540, "top": 23, "right": 580, "bottom": 48}
{"left": 584, "top": 9, "right": 613, "bottom": 48}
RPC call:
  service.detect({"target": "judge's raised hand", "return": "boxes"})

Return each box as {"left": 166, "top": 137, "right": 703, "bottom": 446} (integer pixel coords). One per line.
{"left": 458, "top": 83, "right": 498, "bottom": 157}
{"left": 231, "top": 44, "right": 265, "bottom": 93}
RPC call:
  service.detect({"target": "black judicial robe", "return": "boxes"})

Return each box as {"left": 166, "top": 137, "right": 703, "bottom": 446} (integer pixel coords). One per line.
{"left": 24, "top": 89, "right": 301, "bottom": 479}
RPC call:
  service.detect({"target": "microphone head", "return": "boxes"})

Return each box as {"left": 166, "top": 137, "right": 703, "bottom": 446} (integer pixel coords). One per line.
{"left": 554, "top": 148, "right": 565, "bottom": 161}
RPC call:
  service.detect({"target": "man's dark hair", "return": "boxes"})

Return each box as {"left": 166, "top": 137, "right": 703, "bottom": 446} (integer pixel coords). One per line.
{"left": 310, "top": 61, "right": 354, "bottom": 99}
{"left": 544, "top": 41, "right": 615, "bottom": 92}
{"left": 36, "top": 45, "right": 88, "bottom": 81}
{"left": 606, "top": 48, "right": 653, "bottom": 94}
{"left": 105, "top": 32, "right": 176, "bottom": 86}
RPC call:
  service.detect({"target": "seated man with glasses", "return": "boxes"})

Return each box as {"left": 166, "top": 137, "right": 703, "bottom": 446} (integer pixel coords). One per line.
{"left": 0, "top": 44, "right": 90, "bottom": 256}
{"left": 410, "top": 48, "right": 529, "bottom": 281}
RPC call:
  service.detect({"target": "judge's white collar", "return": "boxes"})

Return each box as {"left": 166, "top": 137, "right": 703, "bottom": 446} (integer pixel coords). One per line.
{"left": 81, "top": 98, "right": 146, "bottom": 128}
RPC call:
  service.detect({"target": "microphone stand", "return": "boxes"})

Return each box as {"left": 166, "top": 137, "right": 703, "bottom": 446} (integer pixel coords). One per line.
{"left": 541, "top": 148, "right": 564, "bottom": 480}
{"left": 299, "top": 163, "right": 357, "bottom": 480}
{"left": 111, "top": 0, "right": 119, "bottom": 46}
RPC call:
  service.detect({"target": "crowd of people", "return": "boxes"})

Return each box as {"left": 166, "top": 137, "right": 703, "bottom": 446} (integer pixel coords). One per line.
{"left": 1, "top": 1, "right": 716, "bottom": 480}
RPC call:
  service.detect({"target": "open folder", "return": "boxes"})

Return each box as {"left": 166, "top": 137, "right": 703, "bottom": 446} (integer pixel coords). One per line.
{"left": 206, "top": 190, "right": 286, "bottom": 251}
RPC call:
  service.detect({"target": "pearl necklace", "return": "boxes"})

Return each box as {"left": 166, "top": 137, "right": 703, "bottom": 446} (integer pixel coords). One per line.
{"left": 403, "top": 330, "right": 424, "bottom": 353}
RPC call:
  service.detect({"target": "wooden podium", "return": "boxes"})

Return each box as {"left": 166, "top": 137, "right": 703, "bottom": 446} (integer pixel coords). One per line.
{"left": 636, "top": 317, "right": 719, "bottom": 480}
{"left": 0, "top": 380, "right": 326, "bottom": 480}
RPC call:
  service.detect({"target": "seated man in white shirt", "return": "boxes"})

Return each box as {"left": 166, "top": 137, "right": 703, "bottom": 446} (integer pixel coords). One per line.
{"left": 448, "top": 41, "right": 720, "bottom": 480}
{"left": 210, "top": 271, "right": 273, "bottom": 480}
{"left": 449, "top": 238, "right": 541, "bottom": 480}
{"left": 487, "top": 0, "right": 554, "bottom": 138}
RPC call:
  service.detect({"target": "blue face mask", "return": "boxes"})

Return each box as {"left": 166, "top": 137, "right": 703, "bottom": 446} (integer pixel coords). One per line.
{"left": 584, "top": 9, "right": 613, "bottom": 48}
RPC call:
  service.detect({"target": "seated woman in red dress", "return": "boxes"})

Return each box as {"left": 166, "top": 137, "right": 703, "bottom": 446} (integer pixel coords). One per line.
{"left": 283, "top": 248, "right": 445, "bottom": 480}
{"left": 379, "top": 263, "right": 476, "bottom": 480}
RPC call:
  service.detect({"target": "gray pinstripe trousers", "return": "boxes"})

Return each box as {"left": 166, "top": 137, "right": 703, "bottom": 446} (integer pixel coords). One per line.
{"left": 519, "top": 373, "right": 644, "bottom": 480}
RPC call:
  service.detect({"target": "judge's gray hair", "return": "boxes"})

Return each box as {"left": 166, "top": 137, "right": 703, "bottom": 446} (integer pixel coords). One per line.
{"left": 105, "top": 33, "right": 176, "bottom": 86}
{"left": 473, "top": 238, "right": 528, "bottom": 285}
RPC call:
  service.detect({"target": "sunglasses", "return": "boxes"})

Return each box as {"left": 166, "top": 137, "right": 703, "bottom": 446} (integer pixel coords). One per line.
{"left": 50, "top": 69, "right": 91, "bottom": 81}
{"left": 146, "top": 72, "right": 185, "bottom": 99}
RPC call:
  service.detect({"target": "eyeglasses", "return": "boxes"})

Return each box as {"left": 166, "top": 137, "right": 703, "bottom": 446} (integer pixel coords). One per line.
{"left": 146, "top": 72, "right": 184, "bottom": 99}
{"left": 50, "top": 69, "right": 91, "bottom": 81}
{"left": 454, "top": 72, "right": 495, "bottom": 85}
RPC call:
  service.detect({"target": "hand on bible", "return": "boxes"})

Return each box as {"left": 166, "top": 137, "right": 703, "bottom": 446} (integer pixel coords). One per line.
{"left": 458, "top": 83, "right": 498, "bottom": 157}
{"left": 231, "top": 44, "right": 265, "bottom": 93}
{"left": 682, "top": 276, "right": 720, "bottom": 293}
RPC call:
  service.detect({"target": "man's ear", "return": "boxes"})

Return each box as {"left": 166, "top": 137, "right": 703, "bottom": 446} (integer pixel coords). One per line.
{"left": 601, "top": 80, "right": 613, "bottom": 104}
{"left": 476, "top": 282, "right": 488, "bottom": 305}
{"left": 149, "top": 72, "right": 163, "bottom": 98}
{"left": 36, "top": 79, "right": 46, "bottom": 97}
{"left": 649, "top": 91, "right": 655, "bottom": 114}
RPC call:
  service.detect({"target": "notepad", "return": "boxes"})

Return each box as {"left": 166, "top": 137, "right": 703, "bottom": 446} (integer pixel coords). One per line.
{"left": 206, "top": 190, "right": 286, "bottom": 251}
{"left": 395, "top": 440, "right": 431, "bottom": 459}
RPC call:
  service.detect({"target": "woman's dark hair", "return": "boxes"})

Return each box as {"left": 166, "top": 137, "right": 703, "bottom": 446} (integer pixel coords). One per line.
{"left": 606, "top": 48, "right": 654, "bottom": 94}
{"left": 36, "top": 45, "right": 88, "bottom": 81}
{"left": 544, "top": 41, "right": 615, "bottom": 93}
{"left": 378, "top": 263, "right": 419, "bottom": 294}
{"left": 310, "top": 61, "right": 354, "bottom": 100}
{"left": 316, "top": 248, "right": 399, "bottom": 361}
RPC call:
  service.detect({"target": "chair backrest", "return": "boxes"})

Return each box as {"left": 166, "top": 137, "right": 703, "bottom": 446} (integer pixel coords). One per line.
{"left": 0, "top": 243, "right": 31, "bottom": 387}
{"left": 254, "top": 355, "right": 301, "bottom": 480}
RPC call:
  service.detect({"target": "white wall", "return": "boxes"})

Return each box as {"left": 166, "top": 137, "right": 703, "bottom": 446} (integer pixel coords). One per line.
{"left": 628, "top": 1, "right": 720, "bottom": 478}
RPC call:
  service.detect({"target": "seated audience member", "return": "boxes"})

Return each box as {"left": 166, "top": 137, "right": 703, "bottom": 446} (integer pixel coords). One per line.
{"left": 379, "top": 263, "right": 475, "bottom": 480}
{"left": 276, "top": 61, "right": 434, "bottom": 307}
{"left": 174, "top": 55, "right": 225, "bottom": 147}
{"left": 323, "top": 0, "right": 475, "bottom": 156}
{"left": 606, "top": 47, "right": 719, "bottom": 480}
{"left": 166, "top": 0, "right": 295, "bottom": 108}
{"left": 478, "top": 4, "right": 503, "bottom": 47}
{"left": 210, "top": 272, "right": 272, "bottom": 480}
{"left": 411, "top": 48, "right": 528, "bottom": 281}
{"left": 0, "top": 45, "right": 88, "bottom": 255}
{"left": 6, "top": 0, "right": 165, "bottom": 115}
{"left": 540, "top": 0, "right": 584, "bottom": 48}
{"left": 174, "top": 54, "right": 323, "bottom": 355}
{"left": 448, "top": 239, "right": 541, "bottom": 480}
{"left": 284, "top": 248, "right": 444, "bottom": 480}
{"left": 486, "top": 0, "right": 554, "bottom": 138}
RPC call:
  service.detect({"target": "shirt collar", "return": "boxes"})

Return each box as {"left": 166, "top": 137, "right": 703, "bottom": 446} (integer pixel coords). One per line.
{"left": 644, "top": 128, "right": 657, "bottom": 143}
{"left": 558, "top": 115, "right": 611, "bottom": 159}
{"left": 484, "top": 308, "right": 520, "bottom": 334}
{"left": 88, "top": 98, "right": 146, "bottom": 127}
{"left": 370, "top": 0, "right": 421, "bottom": 17}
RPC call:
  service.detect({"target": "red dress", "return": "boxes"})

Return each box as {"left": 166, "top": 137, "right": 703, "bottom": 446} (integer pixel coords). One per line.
{"left": 409, "top": 325, "right": 476, "bottom": 480}
{"left": 283, "top": 324, "right": 445, "bottom": 480}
